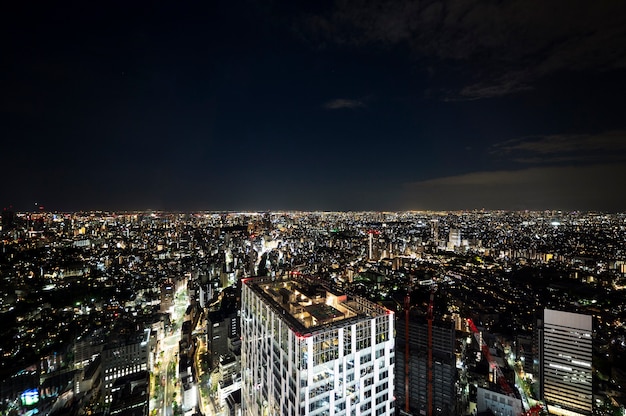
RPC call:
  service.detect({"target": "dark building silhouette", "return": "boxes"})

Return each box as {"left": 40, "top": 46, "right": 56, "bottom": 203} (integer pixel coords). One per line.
{"left": 1, "top": 209, "right": 15, "bottom": 231}
{"left": 109, "top": 370, "right": 149, "bottom": 416}
{"left": 395, "top": 313, "right": 457, "bottom": 416}
{"left": 225, "top": 389, "right": 241, "bottom": 416}
{"left": 206, "top": 309, "right": 239, "bottom": 369}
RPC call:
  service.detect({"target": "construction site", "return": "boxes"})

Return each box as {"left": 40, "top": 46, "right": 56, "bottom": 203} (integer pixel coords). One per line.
{"left": 394, "top": 285, "right": 545, "bottom": 416}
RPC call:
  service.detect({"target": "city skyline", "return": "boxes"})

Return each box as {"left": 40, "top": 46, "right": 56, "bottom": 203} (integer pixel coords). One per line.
{"left": 3, "top": 1, "right": 626, "bottom": 212}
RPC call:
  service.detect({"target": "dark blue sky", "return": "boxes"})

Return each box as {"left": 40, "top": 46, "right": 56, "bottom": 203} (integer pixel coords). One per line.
{"left": 2, "top": 1, "right": 626, "bottom": 212}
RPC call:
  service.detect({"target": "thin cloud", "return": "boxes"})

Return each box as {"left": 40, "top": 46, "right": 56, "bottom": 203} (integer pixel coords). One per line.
{"left": 300, "top": 0, "right": 626, "bottom": 100}
{"left": 491, "top": 130, "right": 626, "bottom": 164}
{"left": 449, "top": 73, "right": 533, "bottom": 101}
{"left": 403, "top": 164, "right": 626, "bottom": 211}
{"left": 323, "top": 98, "right": 365, "bottom": 110}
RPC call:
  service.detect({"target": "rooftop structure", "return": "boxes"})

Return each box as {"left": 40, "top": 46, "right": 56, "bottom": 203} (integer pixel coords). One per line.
{"left": 245, "top": 277, "right": 379, "bottom": 333}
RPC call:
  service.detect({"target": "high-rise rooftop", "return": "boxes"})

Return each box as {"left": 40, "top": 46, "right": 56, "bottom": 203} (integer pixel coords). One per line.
{"left": 244, "top": 276, "right": 390, "bottom": 333}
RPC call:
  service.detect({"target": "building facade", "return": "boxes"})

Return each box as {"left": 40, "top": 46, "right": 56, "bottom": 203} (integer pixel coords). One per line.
{"left": 541, "top": 309, "right": 593, "bottom": 416}
{"left": 102, "top": 328, "right": 151, "bottom": 408}
{"left": 241, "top": 276, "right": 395, "bottom": 416}
{"left": 207, "top": 309, "right": 239, "bottom": 368}
{"left": 476, "top": 386, "right": 523, "bottom": 416}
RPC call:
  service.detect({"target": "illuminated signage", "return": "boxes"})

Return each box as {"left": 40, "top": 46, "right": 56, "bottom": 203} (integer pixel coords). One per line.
{"left": 21, "top": 389, "right": 39, "bottom": 406}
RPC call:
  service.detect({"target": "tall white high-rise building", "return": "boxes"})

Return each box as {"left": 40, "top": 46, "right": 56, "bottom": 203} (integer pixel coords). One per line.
{"left": 241, "top": 276, "right": 395, "bottom": 416}
{"left": 448, "top": 228, "right": 461, "bottom": 248}
{"left": 541, "top": 309, "right": 593, "bottom": 416}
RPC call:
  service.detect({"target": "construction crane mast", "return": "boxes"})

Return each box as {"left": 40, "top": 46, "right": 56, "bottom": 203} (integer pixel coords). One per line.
{"left": 427, "top": 288, "right": 435, "bottom": 416}
{"left": 523, "top": 404, "right": 543, "bottom": 416}
{"left": 402, "top": 285, "right": 437, "bottom": 416}
{"left": 467, "top": 318, "right": 515, "bottom": 396}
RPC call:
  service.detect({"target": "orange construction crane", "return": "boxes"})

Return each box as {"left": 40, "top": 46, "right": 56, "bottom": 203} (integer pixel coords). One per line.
{"left": 403, "top": 286, "right": 437, "bottom": 416}
{"left": 467, "top": 320, "right": 545, "bottom": 416}
{"left": 467, "top": 318, "right": 515, "bottom": 396}
{"left": 522, "top": 404, "right": 543, "bottom": 416}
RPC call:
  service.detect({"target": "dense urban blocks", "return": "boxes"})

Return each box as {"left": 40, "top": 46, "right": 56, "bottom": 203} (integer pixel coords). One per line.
{"left": 0, "top": 211, "right": 624, "bottom": 416}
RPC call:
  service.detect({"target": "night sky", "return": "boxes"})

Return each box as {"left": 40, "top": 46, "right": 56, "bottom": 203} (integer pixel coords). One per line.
{"left": 2, "top": 1, "right": 626, "bottom": 212}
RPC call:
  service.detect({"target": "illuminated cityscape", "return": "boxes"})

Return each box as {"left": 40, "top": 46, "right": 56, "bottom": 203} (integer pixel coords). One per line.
{"left": 3, "top": 1, "right": 626, "bottom": 416}
{"left": 1, "top": 210, "right": 626, "bottom": 415}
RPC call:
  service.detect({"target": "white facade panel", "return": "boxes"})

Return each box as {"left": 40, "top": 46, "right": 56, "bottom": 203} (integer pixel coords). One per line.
{"left": 542, "top": 309, "right": 593, "bottom": 416}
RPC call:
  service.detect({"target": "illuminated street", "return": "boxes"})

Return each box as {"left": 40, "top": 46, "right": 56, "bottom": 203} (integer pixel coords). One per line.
{"left": 150, "top": 287, "right": 188, "bottom": 416}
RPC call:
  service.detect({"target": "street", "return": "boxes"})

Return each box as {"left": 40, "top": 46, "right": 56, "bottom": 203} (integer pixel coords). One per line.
{"left": 150, "top": 287, "right": 188, "bottom": 416}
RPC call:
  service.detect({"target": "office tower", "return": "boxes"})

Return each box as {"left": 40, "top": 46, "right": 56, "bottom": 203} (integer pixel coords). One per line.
{"left": 448, "top": 229, "right": 461, "bottom": 249}
{"left": 541, "top": 309, "right": 593, "bottom": 416}
{"left": 241, "top": 276, "right": 395, "bottom": 416}
{"left": 431, "top": 219, "right": 439, "bottom": 244}
{"left": 109, "top": 370, "right": 149, "bottom": 416}
{"left": 206, "top": 286, "right": 240, "bottom": 369}
{"left": 395, "top": 313, "right": 456, "bottom": 416}
{"left": 199, "top": 282, "right": 213, "bottom": 308}
{"left": 160, "top": 281, "right": 174, "bottom": 313}
{"left": 102, "top": 328, "right": 151, "bottom": 407}
{"left": 207, "top": 309, "right": 240, "bottom": 368}
{"left": 73, "top": 330, "right": 105, "bottom": 370}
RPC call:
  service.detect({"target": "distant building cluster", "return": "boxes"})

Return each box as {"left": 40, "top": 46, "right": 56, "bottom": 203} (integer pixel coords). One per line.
{"left": 1, "top": 210, "right": 625, "bottom": 416}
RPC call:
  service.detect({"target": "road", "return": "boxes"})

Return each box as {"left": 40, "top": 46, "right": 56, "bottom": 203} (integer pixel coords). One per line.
{"left": 506, "top": 352, "right": 543, "bottom": 412}
{"left": 148, "top": 285, "right": 226, "bottom": 416}
{"left": 149, "top": 286, "right": 188, "bottom": 416}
